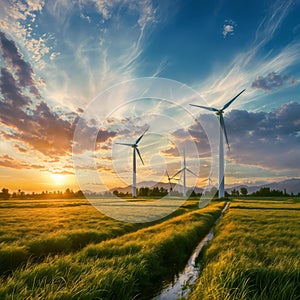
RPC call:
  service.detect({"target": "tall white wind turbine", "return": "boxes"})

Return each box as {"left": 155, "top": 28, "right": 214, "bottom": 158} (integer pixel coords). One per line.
{"left": 190, "top": 89, "right": 245, "bottom": 198}
{"left": 172, "top": 150, "right": 197, "bottom": 197}
{"left": 115, "top": 128, "right": 149, "bottom": 198}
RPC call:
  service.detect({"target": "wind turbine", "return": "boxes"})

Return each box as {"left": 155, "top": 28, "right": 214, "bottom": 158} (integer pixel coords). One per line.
{"left": 190, "top": 89, "right": 245, "bottom": 198}
{"left": 172, "top": 150, "right": 198, "bottom": 197}
{"left": 166, "top": 170, "right": 180, "bottom": 193}
{"left": 115, "top": 127, "right": 149, "bottom": 198}
{"left": 201, "top": 177, "right": 214, "bottom": 190}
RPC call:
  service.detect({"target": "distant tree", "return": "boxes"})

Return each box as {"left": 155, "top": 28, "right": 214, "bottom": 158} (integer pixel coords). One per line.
{"left": 160, "top": 187, "right": 167, "bottom": 195}
{"left": 240, "top": 187, "right": 248, "bottom": 196}
{"left": 189, "top": 189, "right": 197, "bottom": 197}
{"left": 231, "top": 188, "right": 239, "bottom": 197}
{"left": 103, "top": 191, "right": 113, "bottom": 197}
{"left": 251, "top": 187, "right": 284, "bottom": 197}
{"left": 16, "top": 189, "right": 25, "bottom": 199}
{"left": 138, "top": 187, "right": 150, "bottom": 197}
{"left": 76, "top": 190, "right": 84, "bottom": 198}
{"left": 149, "top": 187, "right": 160, "bottom": 197}
{"left": 64, "top": 188, "right": 74, "bottom": 198}
{"left": 0, "top": 188, "right": 10, "bottom": 200}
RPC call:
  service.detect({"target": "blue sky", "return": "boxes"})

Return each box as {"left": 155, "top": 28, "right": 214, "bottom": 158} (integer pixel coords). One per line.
{"left": 0, "top": 0, "right": 299, "bottom": 192}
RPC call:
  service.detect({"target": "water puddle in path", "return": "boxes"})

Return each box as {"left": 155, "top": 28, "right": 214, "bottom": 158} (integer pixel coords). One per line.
{"left": 154, "top": 202, "right": 230, "bottom": 300}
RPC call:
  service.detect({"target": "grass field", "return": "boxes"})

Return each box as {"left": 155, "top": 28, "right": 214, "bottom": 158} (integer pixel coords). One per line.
{"left": 0, "top": 198, "right": 224, "bottom": 299}
{"left": 0, "top": 198, "right": 205, "bottom": 275}
{"left": 189, "top": 199, "right": 300, "bottom": 300}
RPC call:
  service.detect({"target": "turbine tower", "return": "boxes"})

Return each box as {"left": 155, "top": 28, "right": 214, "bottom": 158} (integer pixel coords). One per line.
{"left": 116, "top": 127, "right": 149, "bottom": 198}
{"left": 190, "top": 89, "right": 245, "bottom": 198}
{"left": 172, "top": 150, "right": 197, "bottom": 197}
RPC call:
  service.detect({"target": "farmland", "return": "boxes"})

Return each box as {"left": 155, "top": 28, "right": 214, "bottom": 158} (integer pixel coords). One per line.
{"left": 0, "top": 197, "right": 224, "bottom": 299}
{"left": 0, "top": 197, "right": 299, "bottom": 299}
{"left": 189, "top": 198, "right": 300, "bottom": 300}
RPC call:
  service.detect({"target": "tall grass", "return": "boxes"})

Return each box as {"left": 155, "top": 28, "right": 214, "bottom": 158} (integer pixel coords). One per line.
{"left": 0, "top": 202, "right": 225, "bottom": 299}
{"left": 0, "top": 244, "right": 29, "bottom": 275}
{"left": 0, "top": 198, "right": 193, "bottom": 275}
{"left": 189, "top": 200, "right": 300, "bottom": 300}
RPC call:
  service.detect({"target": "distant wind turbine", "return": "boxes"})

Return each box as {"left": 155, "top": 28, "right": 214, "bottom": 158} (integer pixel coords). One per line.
{"left": 201, "top": 177, "right": 214, "bottom": 190}
{"left": 166, "top": 170, "right": 180, "bottom": 193}
{"left": 172, "top": 150, "right": 198, "bottom": 197}
{"left": 190, "top": 89, "right": 245, "bottom": 198}
{"left": 115, "top": 127, "right": 149, "bottom": 198}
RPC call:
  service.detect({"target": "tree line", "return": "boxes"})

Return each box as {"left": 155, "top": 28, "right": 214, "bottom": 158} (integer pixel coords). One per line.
{"left": 228, "top": 186, "right": 299, "bottom": 197}
{"left": 0, "top": 188, "right": 85, "bottom": 200}
{"left": 0, "top": 185, "right": 299, "bottom": 200}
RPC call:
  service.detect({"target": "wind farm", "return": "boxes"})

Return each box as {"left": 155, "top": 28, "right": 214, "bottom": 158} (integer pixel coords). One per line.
{"left": 1, "top": 0, "right": 300, "bottom": 299}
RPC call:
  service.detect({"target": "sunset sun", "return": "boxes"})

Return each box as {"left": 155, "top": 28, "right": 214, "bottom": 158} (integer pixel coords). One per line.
{"left": 51, "top": 174, "right": 66, "bottom": 186}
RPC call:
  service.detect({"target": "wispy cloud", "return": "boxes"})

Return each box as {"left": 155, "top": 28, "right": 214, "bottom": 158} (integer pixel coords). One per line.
{"left": 0, "top": 0, "right": 160, "bottom": 112}
{"left": 196, "top": 0, "right": 299, "bottom": 108}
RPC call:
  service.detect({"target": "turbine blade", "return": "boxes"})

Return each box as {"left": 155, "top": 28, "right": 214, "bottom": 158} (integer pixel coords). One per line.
{"left": 115, "top": 142, "right": 133, "bottom": 147}
{"left": 135, "top": 127, "right": 149, "bottom": 145}
{"left": 135, "top": 147, "right": 144, "bottom": 165}
{"left": 186, "top": 168, "right": 198, "bottom": 177}
{"left": 166, "top": 170, "right": 170, "bottom": 180}
{"left": 221, "top": 89, "right": 246, "bottom": 110}
{"left": 189, "top": 104, "right": 218, "bottom": 112}
{"left": 220, "top": 114, "right": 230, "bottom": 150}
{"left": 172, "top": 169, "right": 183, "bottom": 178}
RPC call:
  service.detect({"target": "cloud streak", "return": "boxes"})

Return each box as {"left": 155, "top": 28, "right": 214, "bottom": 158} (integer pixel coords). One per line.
{"left": 0, "top": 154, "right": 44, "bottom": 170}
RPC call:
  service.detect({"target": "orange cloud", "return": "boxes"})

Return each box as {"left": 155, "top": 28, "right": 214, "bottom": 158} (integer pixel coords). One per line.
{"left": 0, "top": 154, "right": 44, "bottom": 170}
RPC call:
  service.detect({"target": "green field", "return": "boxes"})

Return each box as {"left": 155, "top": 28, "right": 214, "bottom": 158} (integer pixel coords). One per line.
{"left": 0, "top": 198, "right": 224, "bottom": 299}
{"left": 189, "top": 199, "right": 300, "bottom": 300}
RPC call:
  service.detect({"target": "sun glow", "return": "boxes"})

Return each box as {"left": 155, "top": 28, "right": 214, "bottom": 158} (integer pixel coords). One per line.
{"left": 51, "top": 174, "right": 66, "bottom": 186}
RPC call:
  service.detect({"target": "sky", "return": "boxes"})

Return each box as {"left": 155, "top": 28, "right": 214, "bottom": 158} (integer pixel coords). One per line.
{"left": 0, "top": 0, "right": 300, "bottom": 193}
